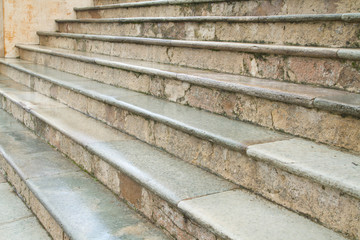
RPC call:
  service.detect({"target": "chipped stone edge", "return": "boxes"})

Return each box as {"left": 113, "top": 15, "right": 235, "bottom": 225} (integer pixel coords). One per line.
{"left": 15, "top": 44, "right": 360, "bottom": 118}
{"left": 55, "top": 13, "right": 360, "bottom": 23}
{"left": 74, "top": 0, "right": 226, "bottom": 11}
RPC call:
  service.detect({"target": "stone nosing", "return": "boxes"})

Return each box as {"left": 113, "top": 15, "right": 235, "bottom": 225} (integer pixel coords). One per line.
{"left": 15, "top": 44, "right": 360, "bottom": 118}
{"left": 55, "top": 13, "right": 360, "bottom": 23}
{"left": 246, "top": 144, "right": 360, "bottom": 200}
{"left": 2, "top": 60, "right": 360, "bottom": 201}
{"left": 38, "top": 31, "right": 360, "bottom": 61}
{"left": 74, "top": 0, "right": 228, "bottom": 11}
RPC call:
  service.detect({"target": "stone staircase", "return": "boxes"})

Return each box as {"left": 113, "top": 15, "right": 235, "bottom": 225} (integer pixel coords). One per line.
{"left": 0, "top": 0, "right": 359, "bottom": 239}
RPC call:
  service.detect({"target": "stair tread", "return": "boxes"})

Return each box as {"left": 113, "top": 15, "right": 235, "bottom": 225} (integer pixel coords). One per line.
{"left": 0, "top": 183, "right": 50, "bottom": 240}
{"left": 37, "top": 31, "right": 360, "bottom": 61}
{"left": 0, "top": 110, "right": 170, "bottom": 240}
{"left": 1, "top": 58, "right": 360, "bottom": 200}
{"left": 56, "top": 13, "right": 360, "bottom": 23}
{"left": 15, "top": 44, "right": 360, "bottom": 117}
{"left": 0, "top": 76, "right": 347, "bottom": 240}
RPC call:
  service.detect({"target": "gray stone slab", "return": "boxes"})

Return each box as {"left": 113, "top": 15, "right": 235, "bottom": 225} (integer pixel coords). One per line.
{"left": 0, "top": 77, "right": 32, "bottom": 93}
{"left": 0, "top": 217, "right": 51, "bottom": 240}
{"left": 1, "top": 90, "right": 65, "bottom": 110}
{"left": 0, "top": 110, "right": 27, "bottom": 133}
{"left": 315, "top": 93, "right": 360, "bottom": 117}
{"left": 0, "top": 130, "right": 55, "bottom": 155}
{"left": 88, "top": 140, "right": 236, "bottom": 205}
{"left": 33, "top": 107, "right": 133, "bottom": 144}
{"left": 178, "top": 190, "right": 346, "bottom": 240}
{"left": 0, "top": 131, "right": 80, "bottom": 179}
{"left": 0, "top": 183, "right": 32, "bottom": 224}
{"left": 27, "top": 172, "right": 168, "bottom": 240}
{"left": 8, "top": 60, "right": 142, "bottom": 99}
{"left": 247, "top": 138, "right": 360, "bottom": 198}
{"left": 121, "top": 93, "right": 288, "bottom": 150}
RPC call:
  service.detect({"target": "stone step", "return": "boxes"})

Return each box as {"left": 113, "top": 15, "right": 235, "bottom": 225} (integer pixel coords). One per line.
{"left": 0, "top": 172, "right": 51, "bottom": 240}
{"left": 76, "top": 0, "right": 360, "bottom": 19}
{"left": 15, "top": 45, "right": 360, "bottom": 153}
{"left": 0, "top": 77, "right": 353, "bottom": 240}
{"left": 1, "top": 58, "right": 359, "bottom": 239}
{"left": 56, "top": 14, "right": 360, "bottom": 48}
{"left": 38, "top": 31, "right": 360, "bottom": 93}
{"left": 94, "top": 0, "right": 152, "bottom": 5}
{"left": 0, "top": 110, "right": 171, "bottom": 240}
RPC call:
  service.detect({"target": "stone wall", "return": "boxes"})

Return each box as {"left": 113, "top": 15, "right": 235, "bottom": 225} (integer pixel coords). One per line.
{"left": 1, "top": 0, "right": 93, "bottom": 58}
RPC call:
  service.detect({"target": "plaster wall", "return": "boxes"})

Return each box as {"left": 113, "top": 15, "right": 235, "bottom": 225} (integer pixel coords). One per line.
{"left": 2, "top": 0, "right": 93, "bottom": 58}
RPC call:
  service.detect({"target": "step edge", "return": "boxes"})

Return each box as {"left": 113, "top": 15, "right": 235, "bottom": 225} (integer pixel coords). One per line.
{"left": 0, "top": 91, "right": 350, "bottom": 240}
{"left": 17, "top": 44, "right": 360, "bottom": 118}
{"left": 55, "top": 13, "right": 360, "bottom": 23}
{"left": 2, "top": 60, "right": 360, "bottom": 202}
{"left": 74, "top": 0, "right": 227, "bottom": 11}
{"left": 40, "top": 31, "right": 358, "bottom": 60}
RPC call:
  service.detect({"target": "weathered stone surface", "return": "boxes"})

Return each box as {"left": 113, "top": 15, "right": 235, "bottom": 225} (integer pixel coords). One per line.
{"left": 27, "top": 172, "right": 168, "bottom": 240}
{"left": 0, "top": 179, "right": 50, "bottom": 240}
{"left": 0, "top": 217, "right": 51, "bottom": 240}
{"left": 248, "top": 138, "right": 360, "bottom": 198}
{"left": 92, "top": 0, "right": 360, "bottom": 15}
{"left": 5, "top": 55, "right": 360, "bottom": 154}
{"left": 179, "top": 190, "right": 347, "bottom": 240}
{"left": 88, "top": 140, "right": 236, "bottom": 205}
{"left": 0, "top": 183, "right": 32, "bottom": 224}
{"left": 39, "top": 32, "right": 360, "bottom": 93}
{"left": 76, "top": 0, "right": 360, "bottom": 19}
{"left": 0, "top": 132, "right": 79, "bottom": 179}
{"left": 56, "top": 17, "right": 360, "bottom": 48}
{"left": 0, "top": 76, "right": 358, "bottom": 239}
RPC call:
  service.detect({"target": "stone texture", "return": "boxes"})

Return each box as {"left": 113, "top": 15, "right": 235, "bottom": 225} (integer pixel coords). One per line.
{"left": 38, "top": 33, "right": 360, "bottom": 93}
{"left": 27, "top": 172, "right": 169, "bottom": 240}
{"left": 13, "top": 47, "right": 360, "bottom": 152}
{"left": 1, "top": 70, "right": 359, "bottom": 239}
{"left": 247, "top": 138, "right": 360, "bottom": 198}
{"left": 92, "top": 0, "right": 360, "bottom": 15}
{"left": 88, "top": 140, "right": 236, "bottom": 205}
{"left": 0, "top": 183, "right": 32, "bottom": 224}
{"left": 57, "top": 19, "right": 360, "bottom": 48}
{"left": 76, "top": 0, "right": 360, "bottom": 19}
{"left": 178, "top": 190, "right": 346, "bottom": 240}
{"left": 0, "top": 217, "right": 50, "bottom": 240}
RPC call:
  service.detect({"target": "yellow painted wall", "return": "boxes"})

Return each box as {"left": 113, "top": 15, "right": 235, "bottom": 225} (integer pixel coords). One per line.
{"left": 2, "top": 0, "right": 93, "bottom": 58}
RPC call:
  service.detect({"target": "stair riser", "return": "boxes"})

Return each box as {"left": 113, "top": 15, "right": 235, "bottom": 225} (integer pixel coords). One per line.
{"left": 39, "top": 35, "right": 360, "bottom": 93}
{"left": 94, "top": 0, "right": 152, "bottom": 5}
{"left": 2, "top": 64, "right": 359, "bottom": 239}
{"left": 57, "top": 21, "right": 360, "bottom": 48}
{"left": 0, "top": 156, "right": 70, "bottom": 240}
{"left": 77, "top": 0, "right": 360, "bottom": 19}
{"left": 0, "top": 96, "right": 223, "bottom": 240}
{"left": 17, "top": 49, "right": 360, "bottom": 154}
